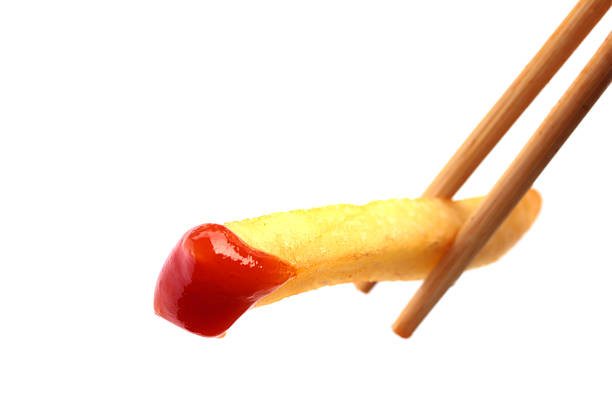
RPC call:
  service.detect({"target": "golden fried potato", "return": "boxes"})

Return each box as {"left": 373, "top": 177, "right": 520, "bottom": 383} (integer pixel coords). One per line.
{"left": 225, "top": 189, "right": 541, "bottom": 306}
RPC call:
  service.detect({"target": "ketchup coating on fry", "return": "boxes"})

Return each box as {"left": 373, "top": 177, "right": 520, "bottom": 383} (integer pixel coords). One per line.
{"left": 154, "top": 224, "right": 295, "bottom": 337}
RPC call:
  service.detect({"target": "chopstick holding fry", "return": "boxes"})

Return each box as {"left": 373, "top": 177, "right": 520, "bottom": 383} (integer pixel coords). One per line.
{"left": 153, "top": 0, "right": 610, "bottom": 340}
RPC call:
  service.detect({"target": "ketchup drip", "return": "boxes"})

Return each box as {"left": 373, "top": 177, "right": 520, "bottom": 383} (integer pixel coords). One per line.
{"left": 154, "top": 224, "right": 295, "bottom": 337}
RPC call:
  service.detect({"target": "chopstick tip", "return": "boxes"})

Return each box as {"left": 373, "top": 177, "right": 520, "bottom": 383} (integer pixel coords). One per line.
{"left": 392, "top": 322, "right": 413, "bottom": 339}
{"left": 355, "top": 281, "right": 376, "bottom": 294}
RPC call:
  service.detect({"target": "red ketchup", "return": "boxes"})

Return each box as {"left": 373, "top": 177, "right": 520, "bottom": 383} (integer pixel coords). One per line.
{"left": 154, "top": 224, "right": 295, "bottom": 337}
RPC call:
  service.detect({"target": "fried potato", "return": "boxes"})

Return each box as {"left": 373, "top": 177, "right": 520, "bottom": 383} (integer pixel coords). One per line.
{"left": 225, "top": 189, "right": 541, "bottom": 306}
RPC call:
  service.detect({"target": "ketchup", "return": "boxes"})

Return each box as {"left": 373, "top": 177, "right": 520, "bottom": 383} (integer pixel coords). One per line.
{"left": 154, "top": 224, "right": 295, "bottom": 337}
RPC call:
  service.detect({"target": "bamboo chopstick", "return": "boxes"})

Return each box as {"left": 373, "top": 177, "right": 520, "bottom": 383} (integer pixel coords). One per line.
{"left": 354, "top": 0, "right": 610, "bottom": 294}
{"left": 393, "top": 31, "right": 612, "bottom": 338}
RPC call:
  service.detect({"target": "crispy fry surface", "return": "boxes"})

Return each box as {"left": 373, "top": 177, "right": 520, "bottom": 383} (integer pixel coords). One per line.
{"left": 225, "top": 190, "right": 541, "bottom": 305}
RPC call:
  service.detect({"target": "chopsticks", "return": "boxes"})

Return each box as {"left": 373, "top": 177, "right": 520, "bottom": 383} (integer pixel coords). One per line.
{"left": 394, "top": 29, "right": 612, "bottom": 338}
{"left": 355, "top": 0, "right": 610, "bottom": 294}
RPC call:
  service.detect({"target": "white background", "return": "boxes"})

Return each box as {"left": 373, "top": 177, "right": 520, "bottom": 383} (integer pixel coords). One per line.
{"left": 1, "top": 1, "right": 611, "bottom": 406}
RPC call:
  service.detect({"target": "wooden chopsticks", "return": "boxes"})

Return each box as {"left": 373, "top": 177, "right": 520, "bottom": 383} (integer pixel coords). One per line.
{"left": 353, "top": 0, "right": 611, "bottom": 337}
{"left": 355, "top": 0, "right": 611, "bottom": 294}
{"left": 394, "top": 29, "right": 612, "bottom": 338}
